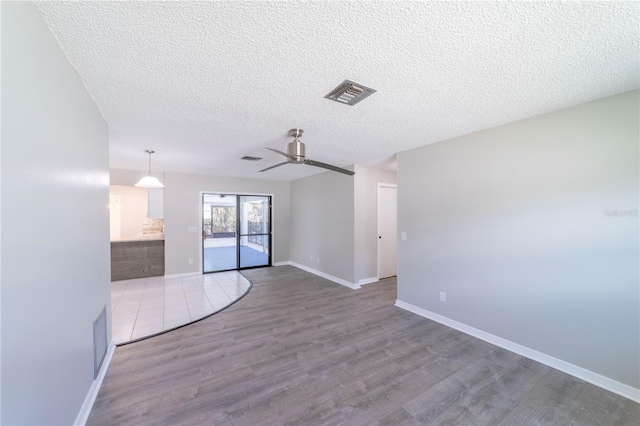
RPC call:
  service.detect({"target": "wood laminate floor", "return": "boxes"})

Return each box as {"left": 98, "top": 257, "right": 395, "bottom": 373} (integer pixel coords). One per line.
{"left": 88, "top": 266, "right": 639, "bottom": 425}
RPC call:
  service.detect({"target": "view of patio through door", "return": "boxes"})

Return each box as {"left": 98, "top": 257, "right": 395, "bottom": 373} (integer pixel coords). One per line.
{"left": 202, "top": 193, "right": 271, "bottom": 273}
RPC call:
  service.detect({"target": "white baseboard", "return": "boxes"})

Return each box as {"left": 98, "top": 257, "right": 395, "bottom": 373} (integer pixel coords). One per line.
{"left": 163, "top": 271, "right": 201, "bottom": 279}
{"left": 74, "top": 341, "right": 116, "bottom": 425}
{"left": 358, "top": 277, "right": 379, "bottom": 285}
{"left": 273, "top": 261, "right": 292, "bottom": 266}
{"left": 394, "top": 300, "right": 639, "bottom": 403}
{"left": 290, "top": 262, "right": 360, "bottom": 289}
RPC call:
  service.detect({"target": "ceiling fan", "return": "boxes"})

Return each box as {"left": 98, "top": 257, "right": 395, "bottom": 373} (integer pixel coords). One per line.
{"left": 259, "top": 129, "right": 355, "bottom": 176}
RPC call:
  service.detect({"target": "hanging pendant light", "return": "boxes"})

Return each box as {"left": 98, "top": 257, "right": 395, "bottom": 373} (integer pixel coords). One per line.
{"left": 134, "top": 150, "right": 164, "bottom": 188}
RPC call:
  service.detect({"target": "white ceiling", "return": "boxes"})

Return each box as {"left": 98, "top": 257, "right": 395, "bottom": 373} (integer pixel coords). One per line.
{"left": 36, "top": 1, "right": 639, "bottom": 181}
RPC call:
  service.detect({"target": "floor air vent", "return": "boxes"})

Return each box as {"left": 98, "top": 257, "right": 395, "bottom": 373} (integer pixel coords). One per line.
{"left": 93, "top": 306, "right": 107, "bottom": 378}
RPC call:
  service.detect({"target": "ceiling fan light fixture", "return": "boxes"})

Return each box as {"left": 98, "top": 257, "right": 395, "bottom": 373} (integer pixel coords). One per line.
{"left": 324, "top": 80, "right": 376, "bottom": 106}
{"left": 134, "top": 150, "right": 165, "bottom": 188}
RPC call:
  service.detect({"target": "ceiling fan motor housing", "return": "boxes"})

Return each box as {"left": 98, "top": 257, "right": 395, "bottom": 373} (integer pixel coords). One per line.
{"left": 259, "top": 128, "right": 354, "bottom": 175}
{"left": 287, "top": 140, "right": 305, "bottom": 162}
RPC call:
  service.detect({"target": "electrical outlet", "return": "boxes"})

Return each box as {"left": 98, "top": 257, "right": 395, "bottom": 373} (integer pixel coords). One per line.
{"left": 401, "top": 232, "right": 407, "bottom": 241}
{"left": 310, "top": 255, "right": 313, "bottom": 261}
{"left": 188, "top": 258, "right": 193, "bottom": 265}
{"left": 317, "top": 257, "right": 320, "bottom": 263}
{"left": 439, "top": 291, "right": 446, "bottom": 302}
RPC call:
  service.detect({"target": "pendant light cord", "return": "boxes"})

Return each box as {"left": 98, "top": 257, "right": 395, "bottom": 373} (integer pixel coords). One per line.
{"left": 145, "top": 149, "right": 155, "bottom": 176}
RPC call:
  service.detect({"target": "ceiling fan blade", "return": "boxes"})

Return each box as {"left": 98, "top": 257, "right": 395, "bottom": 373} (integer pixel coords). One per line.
{"left": 266, "top": 147, "right": 294, "bottom": 160}
{"left": 304, "top": 159, "right": 355, "bottom": 176}
{"left": 259, "top": 161, "right": 289, "bottom": 172}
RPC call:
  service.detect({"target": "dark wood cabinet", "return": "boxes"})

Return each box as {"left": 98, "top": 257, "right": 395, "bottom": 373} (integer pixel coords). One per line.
{"left": 110, "top": 239, "right": 165, "bottom": 281}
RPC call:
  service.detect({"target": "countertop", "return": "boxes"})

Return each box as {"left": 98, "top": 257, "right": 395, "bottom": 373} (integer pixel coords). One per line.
{"left": 111, "top": 234, "right": 164, "bottom": 243}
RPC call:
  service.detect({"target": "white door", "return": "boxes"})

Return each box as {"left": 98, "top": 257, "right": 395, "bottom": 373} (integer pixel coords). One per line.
{"left": 377, "top": 184, "right": 397, "bottom": 278}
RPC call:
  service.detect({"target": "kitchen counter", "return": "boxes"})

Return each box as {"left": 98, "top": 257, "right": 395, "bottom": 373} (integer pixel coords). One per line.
{"left": 110, "top": 239, "right": 165, "bottom": 281}
{"left": 111, "top": 233, "right": 164, "bottom": 243}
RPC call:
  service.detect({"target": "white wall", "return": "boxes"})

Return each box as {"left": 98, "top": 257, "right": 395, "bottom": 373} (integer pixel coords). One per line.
{"left": 109, "top": 185, "right": 148, "bottom": 239}
{"left": 163, "top": 172, "right": 290, "bottom": 275}
{"left": 354, "top": 165, "right": 396, "bottom": 282}
{"left": 110, "top": 168, "right": 164, "bottom": 187}
{"left": 397, "top": 90, "right": 639, "bottom": 389}
{"left": 1, "top": 2, "right": 111, "bottom": 424}
{"left": 290, "top": 169, "right": 356, "bottom": 283}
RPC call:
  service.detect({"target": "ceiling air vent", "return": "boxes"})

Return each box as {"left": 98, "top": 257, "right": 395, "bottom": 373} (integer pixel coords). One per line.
{"left": 241, "top": 156, "right": 262, "bottom": 161}
{"left": 324, "top": 80, "right": 376, "bottom": 106}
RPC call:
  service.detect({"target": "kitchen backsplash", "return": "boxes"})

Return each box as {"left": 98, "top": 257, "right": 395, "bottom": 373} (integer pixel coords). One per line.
{"left": 142, "top": 218, "right": 164, "bottom": 234}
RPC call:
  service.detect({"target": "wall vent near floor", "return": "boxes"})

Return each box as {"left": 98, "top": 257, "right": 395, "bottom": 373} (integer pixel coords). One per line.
{"left": 93, "top": 306, "right": 108, "bottom": 379}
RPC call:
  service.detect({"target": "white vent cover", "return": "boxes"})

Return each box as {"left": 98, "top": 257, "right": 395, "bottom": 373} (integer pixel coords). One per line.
{"left": 93, "top": 306, "right": 108, "bottom": 378}
{"left": 324, "top": 80, "right": 376, "bottom": 106}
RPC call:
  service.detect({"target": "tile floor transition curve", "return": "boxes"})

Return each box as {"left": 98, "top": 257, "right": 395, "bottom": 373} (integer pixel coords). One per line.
{"left": 111, "top": 270, "right": 252, "bottom": 345}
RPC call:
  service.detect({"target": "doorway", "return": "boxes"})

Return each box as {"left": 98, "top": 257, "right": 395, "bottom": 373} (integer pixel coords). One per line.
{"left": 377, "top": 184, "right": 397, "bottom": 278}
{"left": 202, "top": 193, "right": 272, "bottom": 273}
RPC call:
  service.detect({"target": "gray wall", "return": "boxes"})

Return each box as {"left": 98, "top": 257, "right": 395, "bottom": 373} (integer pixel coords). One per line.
{"left": 113, "top": 164, "right": 394, "bottom": 284}
{"left": 163, "top": 172, "right": 290, "bottom": 275}
{"left": 290, "top": 169, "right": 355, "bottom": 282}
{"left": 110, "top": 168, "right": 165, "bottom": 187}
{"left": 397, "top": 90, "right": 639, "bottom": 388}
{"left": 354, "top": 165, "right": 396, "bottom": 282}
{"left": 1, "top": 2, "right": 111, "bottom": 424}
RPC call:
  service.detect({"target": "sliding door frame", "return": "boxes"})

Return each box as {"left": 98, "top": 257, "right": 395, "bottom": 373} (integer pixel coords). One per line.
{"left": 199, "top": 191, "right": 274, "bottom": 273}
{"left": 237, "top": 195, "right": 272, "bottom": 269}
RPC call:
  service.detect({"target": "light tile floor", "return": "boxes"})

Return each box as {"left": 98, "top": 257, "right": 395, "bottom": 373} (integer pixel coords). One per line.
{"left": 111, "top": 271, "right": 251, "bottom": 344}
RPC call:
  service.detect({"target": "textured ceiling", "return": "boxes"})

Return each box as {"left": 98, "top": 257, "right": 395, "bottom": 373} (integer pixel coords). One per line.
{"left": 36, "top": 1, "right": 639, "bottom": 181}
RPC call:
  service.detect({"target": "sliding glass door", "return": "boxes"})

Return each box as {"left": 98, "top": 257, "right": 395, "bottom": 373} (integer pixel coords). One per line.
{"left": 239, "top": 196, "right": 271, "bottom": 268}
{"left": 202, "top": 193, "right": 271, "bottom": 273}
{"left": 202, "top": 194, "right": 238, "bottom": 272}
